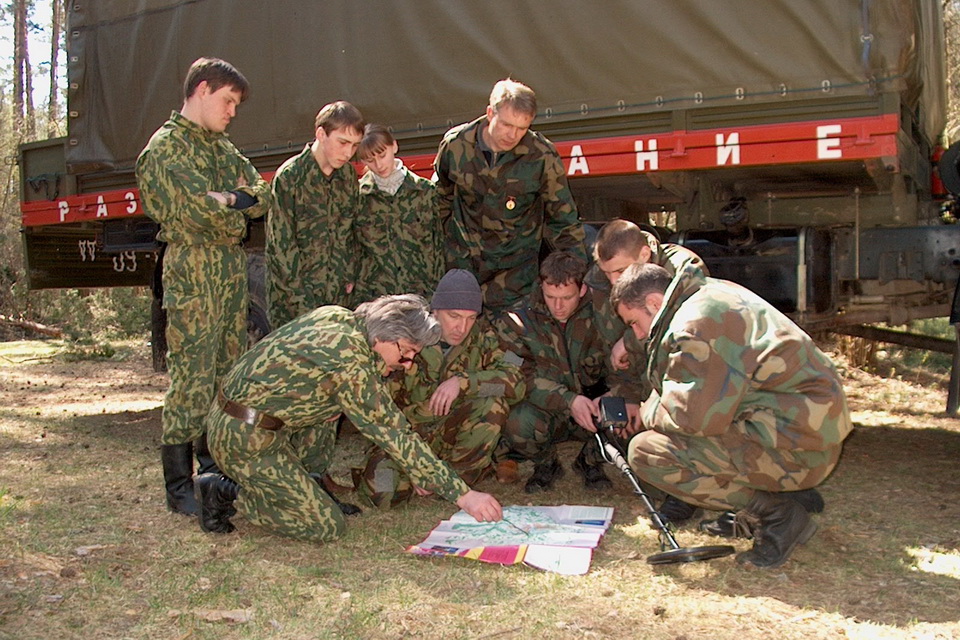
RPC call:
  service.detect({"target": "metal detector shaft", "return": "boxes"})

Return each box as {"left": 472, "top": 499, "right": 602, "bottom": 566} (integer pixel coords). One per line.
{"left": 594, "top": 429, "right": 682, "bottom": 551}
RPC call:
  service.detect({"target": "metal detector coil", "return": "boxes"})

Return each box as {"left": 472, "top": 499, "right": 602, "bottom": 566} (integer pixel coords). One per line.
{"left": 595, "top": 397, "right": 735, "bottom": 565}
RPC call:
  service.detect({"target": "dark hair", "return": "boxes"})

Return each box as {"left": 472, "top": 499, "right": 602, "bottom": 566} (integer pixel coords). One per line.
{"left": 358, "top": 123, "right": 396, "bottom": 161}
{"left": 315, "top": 101, "right": 365, "bottom": 136}
{"left": 594, "top": 219, "right": 649, "bottom": 262}
{"left": 183, "top": 57, "right": 249, "bottom": 102}
{"left": 539, "top": 251, "right": 587, "bottom": 288}
{"left": 610, "top": 263, "right": 672, "bottom": 310}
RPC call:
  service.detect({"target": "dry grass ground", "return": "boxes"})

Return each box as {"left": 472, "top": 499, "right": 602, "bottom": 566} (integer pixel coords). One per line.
{"left": 0, "top": 339, "right": 958, "bottom": 640}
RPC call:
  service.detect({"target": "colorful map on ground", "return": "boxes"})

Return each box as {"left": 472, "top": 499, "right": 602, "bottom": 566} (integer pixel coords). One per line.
{"left": 407, "top": 505, "right": 614, "bottom": 575}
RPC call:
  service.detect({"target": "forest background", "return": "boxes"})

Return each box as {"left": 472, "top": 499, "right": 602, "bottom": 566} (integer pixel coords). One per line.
{"left": 2, "top": 1, "right": 960, "bottom": 350}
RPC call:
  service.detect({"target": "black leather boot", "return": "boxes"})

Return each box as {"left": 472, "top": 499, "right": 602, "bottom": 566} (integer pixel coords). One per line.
{"left": 702, "top": 488, "right": 825, "bottom": 538}
{"left": 572, "top": 447, "right": 612, "bottom": 491}
{"left": 735, "top": 491, "right": 818, "bottom": 568}
{"left": 787, "top": 488, "right": 825, "bottom": 513}
{"left": 309, "top": 473, "right": 362, "bottom": 516}
{"left": 195, "top": 473, "right": 240, "bottom": 533}
{"left": 657, "top": 495, "right": 699, "bottom": 527}
{"left": 524, "top": 458, "right": 564, "bottom": 494}
{"left": 194, "top": 433, "right": 220, "bottom": 475}
{"left": 160, "top": 443, "right": 199, "bottom": 516}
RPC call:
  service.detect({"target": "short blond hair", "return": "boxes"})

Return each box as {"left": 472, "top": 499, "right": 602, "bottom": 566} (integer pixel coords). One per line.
{"left": 489, "top": 79, "right": 537, "bottom": 117}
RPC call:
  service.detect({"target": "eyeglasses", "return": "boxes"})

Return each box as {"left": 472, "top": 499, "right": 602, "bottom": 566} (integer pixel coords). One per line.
{"left": 394, "top": 341, "right": 417, "bottom": 364}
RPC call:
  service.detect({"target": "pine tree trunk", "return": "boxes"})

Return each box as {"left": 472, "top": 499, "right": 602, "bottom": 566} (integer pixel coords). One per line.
{"left": 13, "top": 0, "right": 26, "bottom": 137}
{"left": 48, "top": 0, "right": 63, "bottom": 137}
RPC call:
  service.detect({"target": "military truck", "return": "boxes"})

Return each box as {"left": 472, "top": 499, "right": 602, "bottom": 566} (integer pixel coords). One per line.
{"left": 19, "top": 1, "right": 958, "bottom": 386}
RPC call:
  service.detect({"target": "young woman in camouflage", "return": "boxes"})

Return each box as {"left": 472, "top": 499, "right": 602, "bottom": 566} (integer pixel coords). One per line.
{"left": 352, "top": 124, "right": 445, "bottom": 304}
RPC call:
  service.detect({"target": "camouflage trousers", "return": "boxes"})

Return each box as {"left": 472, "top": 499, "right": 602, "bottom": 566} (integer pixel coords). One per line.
{"left": 161, "top": 243, "right": 247, "bottom": 445}
{"left": 627, "top": 427, "right": 842, "bottom": 511}
{"left": 354, "top": 395, "right": 507, "bottom": 508}
{"left": 206, "top": 405, "right": 347, "bottom": 542}
{"left": 500, "top": 401, "right": 603, "bottom": 466}
{"left": 464, "top": 262, "right": 536, "bottom": 316}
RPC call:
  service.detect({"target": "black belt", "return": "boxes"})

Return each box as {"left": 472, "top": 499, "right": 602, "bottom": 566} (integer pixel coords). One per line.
{"left": 217, "top": 389, "right": 284, "bottom": 431}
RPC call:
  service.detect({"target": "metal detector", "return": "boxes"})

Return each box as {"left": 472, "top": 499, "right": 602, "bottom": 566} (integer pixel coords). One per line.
{"left": 595, "top": 397, "right": 735, "bottom": 565}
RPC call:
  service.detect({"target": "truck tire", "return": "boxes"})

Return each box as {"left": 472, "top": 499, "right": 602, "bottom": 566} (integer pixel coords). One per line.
{"left": 246, "top": 251, "right": 270, "bottom": 346}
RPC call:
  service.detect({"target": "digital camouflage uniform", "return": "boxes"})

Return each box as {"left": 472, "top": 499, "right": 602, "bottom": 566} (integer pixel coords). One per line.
{"left": 267, "top": 145, "right": 360, "bottom": 328}
{"left": 590, "top": 232, "right": 708, "bottom": 403}
{"left": 628, "top": 263, "right": 853, "bottom": 511}
{"left": 206, "top": 306, "right": 470, "bottom": 542}
{"left": 434, "top": 116, "right": 586, "bottom": 313}
{"left": 355, "top": 318, "right": 525, "bottom": 507}
{"left": 353, "top": 165, "right": 445, "bottom": 303}
{"left": 495, "top": 283, "right": 607, "bottom": 465}
{"left": 136, "top": 110, "right": 271, "bottom": 446}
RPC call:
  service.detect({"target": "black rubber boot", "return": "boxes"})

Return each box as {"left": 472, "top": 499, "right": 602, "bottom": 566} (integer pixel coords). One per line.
{"left": 160, "top": 443, "right": 198, "bottom": 516}
{"left": 194, "top": 433, "right": 220, "bottom": 475}
{"left": 572, "top": 448, "right": 612, "bottom": 491}
{"left": 657, "top": 495, "right": 699, "bottom": 527}
{"left": 309, "top": 473, "right": 362, "bottom": 517}
{"left": 195, "top": 473, "right": 240, "bottom": 534}
{"left": 524, "top": 458, "right": 564, "bottom": 494}
{"left": 735, "top": 491, "right": 818, "bottom": 569}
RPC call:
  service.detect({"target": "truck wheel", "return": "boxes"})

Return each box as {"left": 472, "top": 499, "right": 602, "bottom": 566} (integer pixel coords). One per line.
{"left": 151, "top": 296, "right": 168, "bottom": 373}
{"left": 246, "top": 251, "right": 270, "bottom": 346}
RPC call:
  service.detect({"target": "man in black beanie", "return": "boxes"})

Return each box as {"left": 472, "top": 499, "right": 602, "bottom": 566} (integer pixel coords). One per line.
{"left": 354, "top": 269, "right": 526, "bottom": 507}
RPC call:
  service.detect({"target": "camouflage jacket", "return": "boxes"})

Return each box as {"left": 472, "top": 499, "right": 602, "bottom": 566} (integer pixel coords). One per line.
{"left": 496, "top": 283, "right": 606, "bottom": 417}
{"left": 590, "top": 232, "right": 708, "bottom": 401}
{"left": 433, "top": 116, "right": 586, "bottom": 307}
{"left": 267, "top": 145, "right": 360, "bottom": 328}
{"left": 391, "top": 318, "right": 525, "bottom": 424}
{"left": 642, "top": 263, "right": 853, "bottom": 453}
{"left": 136, "top": 111, "right": 270, "bottom": 245}
{"left": 354, "top": 165, "right": 445, "bottom": 303}
{"left": 220, "top": 305, "right": 470, "bottom": 501}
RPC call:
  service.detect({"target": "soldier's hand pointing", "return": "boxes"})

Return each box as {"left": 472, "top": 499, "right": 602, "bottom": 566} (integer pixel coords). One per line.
{"left": 456, "top": 490, "right": 503, "bottom": 522}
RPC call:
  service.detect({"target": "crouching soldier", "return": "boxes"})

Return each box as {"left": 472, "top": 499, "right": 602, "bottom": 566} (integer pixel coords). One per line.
{"left": 612, "top": 263, "right": 852, "bottom": 568}
{"left": 195, "top": 294, "right": 503, "bottom": 541}
{"left": 354, "top": 269, "right": 525, "bottom": 507}
{"left": 495, "top": 251, "right": 611, "bottom": 493}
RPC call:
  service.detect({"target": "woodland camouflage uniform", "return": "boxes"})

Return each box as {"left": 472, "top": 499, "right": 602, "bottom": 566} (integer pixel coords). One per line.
{"left": 267, "top": 145, "right": 359, "bottom": 328}
{"left": 434, "top": 116, "right": 586, "bottom": 313}
{"left": 136, "top": 110, "right": 272, "bottom": 446}
{"left": 590, "top": 231, "right": 708, "bottom": 403}
{"left": 355, "top": 318, "right": 525, "bottom": 507}
{"left": 496, "top": 282, "right": 607, "bottom": 465}
{"left": 628, "top": 263, "right": 853, "bottom": 511}
{"left": 353, "top": 166, "right": 445, "bottom": 303}
{"left": 206, "top": 306, "right": 470, "bottom": 542}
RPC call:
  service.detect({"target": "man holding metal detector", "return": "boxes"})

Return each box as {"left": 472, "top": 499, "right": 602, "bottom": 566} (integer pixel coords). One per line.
{"left": 609, "top": 262, "right": 853, "bottom": 568}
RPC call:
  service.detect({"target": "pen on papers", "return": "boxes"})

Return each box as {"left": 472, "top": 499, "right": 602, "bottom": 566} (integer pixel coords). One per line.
{"left": 503, "top": 518, "right": 529, "bottom": 537}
